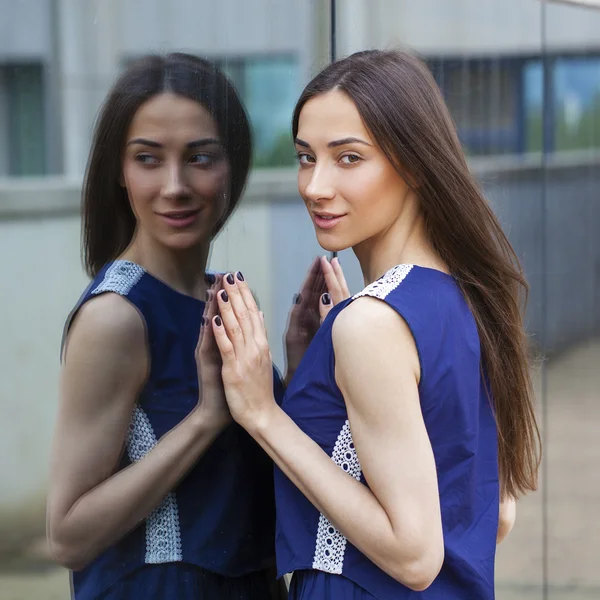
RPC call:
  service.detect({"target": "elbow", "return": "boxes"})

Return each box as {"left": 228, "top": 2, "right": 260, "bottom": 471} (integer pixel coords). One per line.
{"left": 400, "top": 549, "right": 444, "bottom": 592}
{"left": 497, "top": 497, "right": 517, "bottom": 544}
{"left": 387, "top": 542, "right": 444, "bottom": 592}
{"left": 48, "top": 535, "right": 91, "bottom": 572}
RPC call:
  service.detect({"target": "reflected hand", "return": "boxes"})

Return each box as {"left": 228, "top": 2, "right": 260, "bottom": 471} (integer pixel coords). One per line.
{"left": 195, "top": 274, "right": 232, "bottom": 428}
{"left": 212, "top": 272, "right": 277, "bottom": 431}
{"left": 284, "top": 256, "right": 351, "bottom": 385}
{"left": 318, "top": 255, "right": 351, "bottom": 322}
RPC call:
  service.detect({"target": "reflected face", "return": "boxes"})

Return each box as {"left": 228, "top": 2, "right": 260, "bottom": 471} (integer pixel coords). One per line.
{"left": 122, "top": 92, "right": 230, "bottom": 252}
{"left": 295, "top": 90, "right": 410, "bottom": 253}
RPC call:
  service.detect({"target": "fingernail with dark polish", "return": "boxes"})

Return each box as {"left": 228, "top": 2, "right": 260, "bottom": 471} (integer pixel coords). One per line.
{"left": 226, "top": 273, "right": 235, "bottom": 285}
{"left": 221, "top": 290, "right": 229, "bottom": 302}
{"left": 322, "top": 293, "right": 331, "bottom": 305}
{"left": 204, "top": 273, "right": 216, "bottom": 285}
{"left": 215, "top": 316, "right": 222, "bottom": 327}
{"left": 293, "top": 293, "right": 302, "bottom": 305}
{"left": 236, "top": 271, "right": 245, "bottom": 282}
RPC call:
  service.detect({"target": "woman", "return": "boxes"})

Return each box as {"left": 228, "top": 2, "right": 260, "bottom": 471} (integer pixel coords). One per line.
{"left": 46, "top": 53, "right": 285, "bottom": 599}
{"left": 208, "top": 50, "right": 540, "bottom": 599}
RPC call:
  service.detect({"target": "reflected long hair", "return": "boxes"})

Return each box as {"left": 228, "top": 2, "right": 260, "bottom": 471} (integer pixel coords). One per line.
{"left": 293, "top": 50, "right": 540, "bottom": 499}
{"left": 82, "top": 53, "right": 252, "bottom": 278}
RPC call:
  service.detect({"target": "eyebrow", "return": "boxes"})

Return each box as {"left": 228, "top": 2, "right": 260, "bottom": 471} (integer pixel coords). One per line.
{"left": 126, "top": 137, "right": 222, "bottom": 148}
{"left": 294, "top": 136, "right": 372, "bottom": 149}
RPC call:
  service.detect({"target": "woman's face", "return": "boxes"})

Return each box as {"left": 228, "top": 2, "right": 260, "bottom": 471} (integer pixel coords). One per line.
{"left": 295, "top": 90, "right": 411, "bottom": 253}
{"left": 121, "top": 92, "right": 230, "bottom": 252}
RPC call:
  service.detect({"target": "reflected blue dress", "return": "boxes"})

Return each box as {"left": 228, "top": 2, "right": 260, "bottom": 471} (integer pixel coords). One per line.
{"left": 275, "top": 264, "right": 499, "bottom": 599}
{"left": 63, "top": 260, "right": 285, "bottom": 599}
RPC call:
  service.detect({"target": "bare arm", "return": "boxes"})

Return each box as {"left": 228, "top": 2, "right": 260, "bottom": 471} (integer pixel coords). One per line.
{"left": 47, "top": 293, "right": 228, "bottom": 571}
{"left": 212, "top": 277, "right": 444, "bottom": 591}
{"left": 497, "top": 495, "right": 517, "bottom": 544}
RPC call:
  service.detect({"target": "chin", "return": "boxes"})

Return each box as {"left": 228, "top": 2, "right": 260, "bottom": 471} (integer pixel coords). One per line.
{"left": 315, "top": 231, "right": 352, "bottom": 254}
{"left": 161, "top": 230, "right": 210, "bottom": 252}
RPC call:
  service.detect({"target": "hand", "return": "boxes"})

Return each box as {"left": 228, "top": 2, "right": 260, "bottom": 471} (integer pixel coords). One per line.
{"left": 284, "top": 256, "right": 351, "bottom": 384}
{"left": 194, "top": 274, "right": 231, "bottom": 428}
{"left": 318, "top": 255, "right": 351, "bottom": 322}
{"left": 211, "top": 272, "right": 277, "bottom": 432}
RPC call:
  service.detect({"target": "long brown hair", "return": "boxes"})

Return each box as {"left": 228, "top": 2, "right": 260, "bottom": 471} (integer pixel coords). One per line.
{"left": 293, "top": 50, "right": 541, "bottom": 499}
{"left": 82, "top": 53, "right": 252, "bottom": 278}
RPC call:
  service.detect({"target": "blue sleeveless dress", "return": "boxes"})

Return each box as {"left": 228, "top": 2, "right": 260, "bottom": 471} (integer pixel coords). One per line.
{"left": 275, "top": 264, "right": 499, "bottom": 599}
{"left": 63, "top": 260, "right": 285, "bottom": 599}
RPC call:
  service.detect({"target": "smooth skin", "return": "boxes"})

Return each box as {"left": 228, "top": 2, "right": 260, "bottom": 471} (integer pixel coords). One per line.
{"left": 47, "top": 93, "right": 232, "bottom": 571}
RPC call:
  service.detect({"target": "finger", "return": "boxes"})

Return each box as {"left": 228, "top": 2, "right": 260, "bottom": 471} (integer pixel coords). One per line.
{"left": 287, "top": 292, "right": 304, "bottom": 331}
{"left": 233, "top": 272, "right": 268, "bottom": 347}
{"left": 258, "top": 311, "right": 270, "bottom": 339}
{"left": 197, "top": 288, "right": 213, "bottom": 349}
{"left": 216, "top": 287, "right": 246, "bottom": 355}
{"left": 200, "top": 290, "right": 219, "bottom": 353}
{"left": 319, "top": 292, "right": 333, "bottom": 324}
{"left": 321, "top": 256, "right": 344, "bottom": 304}
{"left": 331, "top": 257, "right": 351, "bottom": 299}
{"left": 211, "top": 315, "right": 236, "bottom": 363}
{"left": 297, "top": 257, "right": 321, "bottom": 298}
{"left": 222, "top": 272, "right": 254, "bottom": 341}
{"left": 289, "top": 258, "right": 320, "bottom": 320}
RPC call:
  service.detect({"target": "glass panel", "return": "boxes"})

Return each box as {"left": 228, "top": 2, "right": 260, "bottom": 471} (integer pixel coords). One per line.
{"left": 525, "top": 59, "right": 544, "bottom": 153}
{"left": 5, "top": 64, "right": 46, "bottom": 176}
{"left": 435, "top": 58, "right": 521, "bottom": 156}
{"left": 0, "top": 1, "right": 328, "bottom": 598}
{"left": 242, "top": 56, "right": 300, "bottom": 167}
{"left": 553, "top": 56, "right": 600, "bottom": 151}
{"left": 544, "top": 2, "right": 600, "bottom": 598}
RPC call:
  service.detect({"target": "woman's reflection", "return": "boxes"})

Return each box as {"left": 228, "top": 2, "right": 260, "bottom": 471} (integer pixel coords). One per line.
{"left": 46, "top": 53, "right": 285, "bottom": 600}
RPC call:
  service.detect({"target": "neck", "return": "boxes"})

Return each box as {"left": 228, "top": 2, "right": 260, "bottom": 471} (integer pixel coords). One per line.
{"left": 353, "top": 193, "right": 446, "bottom": 286}
{"left": 122, "top": 231, "right": 211, "bottom": 300}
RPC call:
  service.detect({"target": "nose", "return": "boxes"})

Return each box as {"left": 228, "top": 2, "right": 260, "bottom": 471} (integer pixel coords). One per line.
{"left": 303, "top": 163, "right": 336, "bottom": 204}
{"left": 162, "top": 162, "right": 191, "bottom": 200}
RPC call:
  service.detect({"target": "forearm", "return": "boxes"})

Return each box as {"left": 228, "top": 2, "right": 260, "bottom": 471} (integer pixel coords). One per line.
{"left": 50, "top": 408, "right": 226, "bottom": 570}
{"left": 250, "top": 406, "right": 430, "bottom": 585}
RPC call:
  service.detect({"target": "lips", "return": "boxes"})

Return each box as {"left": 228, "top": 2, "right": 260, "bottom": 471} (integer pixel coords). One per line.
{"left": 313, "top": 212, "right": 346, "bottom": 230}
{"left": 158, "top": 209, "right": 201, "bottom": 228}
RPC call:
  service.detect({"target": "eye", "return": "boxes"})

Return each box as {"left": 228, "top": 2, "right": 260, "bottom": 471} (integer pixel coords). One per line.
{"left": 189, "top": 153, "right": 216, "bottom": 167}
{"left": 296, "top": 152, "right": 315, "bottom": 165}
{"left": 135, "top": 153, "right": 160, "bottom": 165}
{"left": 340, "top": 154, "right": 361, "bottom": 165}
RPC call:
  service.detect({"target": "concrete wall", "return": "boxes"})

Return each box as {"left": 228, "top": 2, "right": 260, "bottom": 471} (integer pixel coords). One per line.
{"left": 0, "top": 0, "right": 52, "bottom": 58}
{"left": 336, "top": 0, "right": 600, "bottom": 58}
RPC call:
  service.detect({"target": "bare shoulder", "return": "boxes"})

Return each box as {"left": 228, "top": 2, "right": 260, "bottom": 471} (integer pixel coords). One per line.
{"left": 332, "top": 296, "right": 420, "bottom": 384}
{"left": 332, "top": 296, "right": 415, "bottom": 350}
{"left": 63, "top": 292, "right": 147, "bottom": 365}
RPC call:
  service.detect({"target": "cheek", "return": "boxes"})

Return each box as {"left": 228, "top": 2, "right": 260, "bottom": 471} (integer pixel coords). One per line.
{"left": 349, "top": 164, "right": 406, "bottom": 217}
{"left": 122, "top": 166, "right": 156, "bottom": 216}
{"left": 191, "top": 163, "right": 231, "bottom": 217}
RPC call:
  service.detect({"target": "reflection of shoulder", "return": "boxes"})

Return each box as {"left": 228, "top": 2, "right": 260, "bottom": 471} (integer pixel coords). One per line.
{"left": 68, "top": 293, "right": 146, "bottom": 359}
